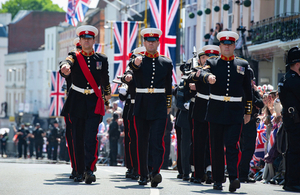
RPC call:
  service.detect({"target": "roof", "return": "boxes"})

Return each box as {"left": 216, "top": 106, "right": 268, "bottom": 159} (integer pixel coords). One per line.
{"left": 11, "top": 10, "right": 32, "bottom": 24}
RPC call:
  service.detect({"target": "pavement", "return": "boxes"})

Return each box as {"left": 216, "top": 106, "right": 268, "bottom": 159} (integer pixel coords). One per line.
{"left": 0, "top": 157, "right": 296, "bottom": 195}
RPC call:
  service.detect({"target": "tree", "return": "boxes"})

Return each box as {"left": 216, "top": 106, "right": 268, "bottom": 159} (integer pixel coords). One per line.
{"left": 0, "top": 0, "right": 65, "bottom": 19}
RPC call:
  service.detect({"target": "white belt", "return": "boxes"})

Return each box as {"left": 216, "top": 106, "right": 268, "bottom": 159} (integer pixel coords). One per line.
{"left": 131, "top": 99, "right": 135, "bottom": 104}
{"left": 210, "top": 94, "right": 242, "bottom": 102}
{"left": 136, "top": 88, "right": 165, "bottom": 94}
{"left": 191, "top": 97, "right": 195, "bottom": 102}
{"left": 71, "top": 84, "right": 97, "bottom": 95}
{"left": 196, "top": 92, "right": 209, "bottom": 100}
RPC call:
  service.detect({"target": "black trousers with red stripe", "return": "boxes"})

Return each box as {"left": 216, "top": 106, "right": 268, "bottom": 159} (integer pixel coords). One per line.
{"left": 69, "top": 114, "right": 102, "bottom": 174}
{"left": 175, "top": 125, "right": 183, "bottom": 175}
{"left": 209, "top": 122, "right": 242, "bottom": 183}
{"left": 134, "top": 116, "right": 167, "bottom": 177}
{"left": 128, "top": 119, "right": 138, "bottom": 173}
{"left": 123, "top": 118, "right": 132, "bottom": 170}
{"left": 65, "top": 115, "right": 76, "bottom": 171}
{"left": 193, "top": 120, "right": 210, "bottom": 179}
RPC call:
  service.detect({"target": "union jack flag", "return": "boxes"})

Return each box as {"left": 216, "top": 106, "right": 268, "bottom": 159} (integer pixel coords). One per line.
{"left": 256, "top": 122, "right": 267, "bottom": 145}
{"left": 94, "top": 43, "right": 103, "bottom": 53}
{"left": 250, "top": 122, "right": 267, "bottom": 169}
{"left": 49, "top": 71, "right": 65, "bottom": 117}
{"left": 111, "top": 21, "right": 139, "bottom": 94}
{"left": 267, "top": 122, "right": 281, "bottom": 151}
{"left": 250, "top": 141, "right": 264, "bottom": 168}
{"left": 65, "top": 0, "right": 91, "bottom": 26}
{"left": 149, "top": 0, "right": 179, "bottom": 85}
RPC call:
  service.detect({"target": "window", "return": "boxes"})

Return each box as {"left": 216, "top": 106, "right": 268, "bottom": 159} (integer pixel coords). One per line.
{"left": 251, "top": 0, "right": 255, "bottom": 21}
{"left": 193, "top": 25, "right": 196, "bottom": 48}
{"left": 228, "top": 0, "right": 233, "bottom": 30}
{"left": 13, "top": 71, "right": 16, "bottom": 82}
{"left": 47, "top": 34, "right": 49, "bottom": 50}
{"left": 38, "top": 61, "right": 43, "bottom": 78}
{"left": 22, "top": 68, "right": 25, "bottom": 81}
{"left": 29, "top": 62, "right": 34, "bottom": 79}
{"left": 51, "top": 34, "right": 54, "bottom": 50}
{"left": 187, "top": 27, "right": 190, "bottom": 59}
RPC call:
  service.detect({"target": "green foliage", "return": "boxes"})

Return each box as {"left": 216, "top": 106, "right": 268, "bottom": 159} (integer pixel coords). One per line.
{"left": 0, "top": 0, "right": 65, "bottom": 19}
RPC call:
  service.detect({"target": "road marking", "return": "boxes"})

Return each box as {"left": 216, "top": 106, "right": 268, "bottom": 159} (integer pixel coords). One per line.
{"left": 150, "top": 188, "right": 160, "bottom": 195}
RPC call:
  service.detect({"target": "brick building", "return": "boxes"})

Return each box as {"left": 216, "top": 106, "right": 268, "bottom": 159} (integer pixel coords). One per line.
{"left": 8, "top": 11, "right": 65, "bottom": 54}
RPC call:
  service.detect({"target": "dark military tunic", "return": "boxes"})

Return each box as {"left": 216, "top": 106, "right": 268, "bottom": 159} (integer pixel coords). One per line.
{"left": 60, "top": 51, "right": 111, "bottom": 118}
{"left": 129, "top": 52, "right": 173, "bottom": 119}
{"left": 199, "top": 56, "right": 252, "bottom": 124}
{"left": 278, "top": 69, "right": 300, "bottom": 187}
{"left": 127, "top": 51, "right": 173, "bottom": 178}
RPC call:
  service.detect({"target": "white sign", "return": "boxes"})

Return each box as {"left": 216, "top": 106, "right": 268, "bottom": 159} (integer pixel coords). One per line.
{"left": 18, "top": 103, "right": 24, "bottom": 112}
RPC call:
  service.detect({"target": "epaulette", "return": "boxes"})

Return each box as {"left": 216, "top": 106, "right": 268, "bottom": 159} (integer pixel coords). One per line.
{"left": 160, "top": 55, "right": 171, "bottom": 60}
{"left": 100, "top": 52, "right": 107, "bottom": 57}
{"left": 236, "top": 56, "right": 247, "bottom": 61}
{"left": 202, "top": 65, "right": 210, "bottom": 69}
{"left": 208, "top": 56, "right": 218, "bottom": 59}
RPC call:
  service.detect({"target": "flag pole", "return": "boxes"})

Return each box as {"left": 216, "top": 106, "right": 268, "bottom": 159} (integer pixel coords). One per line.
{"left": 144, "top": 0, "right": 148, "bottom": 28}
{"left": 110, "top": 22, "right": 113, "bottom": 49}
{"left": 138, "top": 22, "right": 142, "bottom": 47}
{"left": 179, "top": 0, "right": 183, "bottom": 28}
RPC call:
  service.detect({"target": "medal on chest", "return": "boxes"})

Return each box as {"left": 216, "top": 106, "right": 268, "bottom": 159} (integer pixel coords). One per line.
{"left": 96, "top": 61, "right": 102, "bottom": 70}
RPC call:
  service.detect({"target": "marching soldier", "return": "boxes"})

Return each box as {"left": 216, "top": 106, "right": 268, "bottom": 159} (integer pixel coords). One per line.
{"left": 239, "top": 68, "right": 264, "bottom": 183}
{"left": 120, "top": 47, "right": 146, "bottom": 180}
{"left": 59, "top": 25, "right": 111, "bottom": 184}
{"left": 175, "top": 67, "right": 192, "bottom": 181}
{"left": 187, "top": 45, "right": 220, "bottom": 184}
{"left": 124, "top": 28, "right": 173, "bottom": 187}
{"left": 278, "top": 47, "right": 300, "bottom": 192}
{"left": 195, "top": 31, "right": 252, "bottom": 192}
{"left": 62, "top": 37, "right": 82, "bottom": 179}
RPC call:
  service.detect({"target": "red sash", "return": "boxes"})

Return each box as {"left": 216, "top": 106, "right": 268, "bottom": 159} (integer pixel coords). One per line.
{"left": 76, "top": 51, "right": 105, "bottom": 116}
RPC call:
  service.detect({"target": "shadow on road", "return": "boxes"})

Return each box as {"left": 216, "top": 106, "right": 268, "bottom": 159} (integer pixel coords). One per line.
{"left": 43, "top": 173, "right": 100, "bottom": 186}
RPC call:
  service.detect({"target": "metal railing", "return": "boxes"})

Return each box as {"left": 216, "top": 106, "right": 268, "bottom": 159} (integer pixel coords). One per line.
{"left": 250, "top": 13, "right": 300, "bottom": 44}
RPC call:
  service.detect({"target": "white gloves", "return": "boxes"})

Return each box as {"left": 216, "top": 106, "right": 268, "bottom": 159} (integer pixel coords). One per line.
{"left": 118, "top": 87, "right": 127, "bottom": 96}
{"left": 184, "top": 102, "right": 190, "bottom": 110}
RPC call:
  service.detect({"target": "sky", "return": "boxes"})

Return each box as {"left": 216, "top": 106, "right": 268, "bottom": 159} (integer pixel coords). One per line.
{"left": 0, "top": 0, "right": 99, "bottom": 12}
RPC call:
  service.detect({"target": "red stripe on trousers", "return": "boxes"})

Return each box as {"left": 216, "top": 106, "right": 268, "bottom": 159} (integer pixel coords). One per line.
{"left": 68, "top": 114, "right": 77, "bottom": 171}
{"left": 128, "top": 119, "right": 134, "bottom": 168}
{"left": 236, "top": 123, "right": 243, "bottom": 178}
{"left": 208, "top": 122, "right": 213, "bottom": 181}
{"left": 133, "top": 116, "right": 141, "bottom": 175}
{"left": 90, "top": 118, "right": 101, "bottom": 171}
{"left": 158, "top": 117, "right": 168, "bottom": 173}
